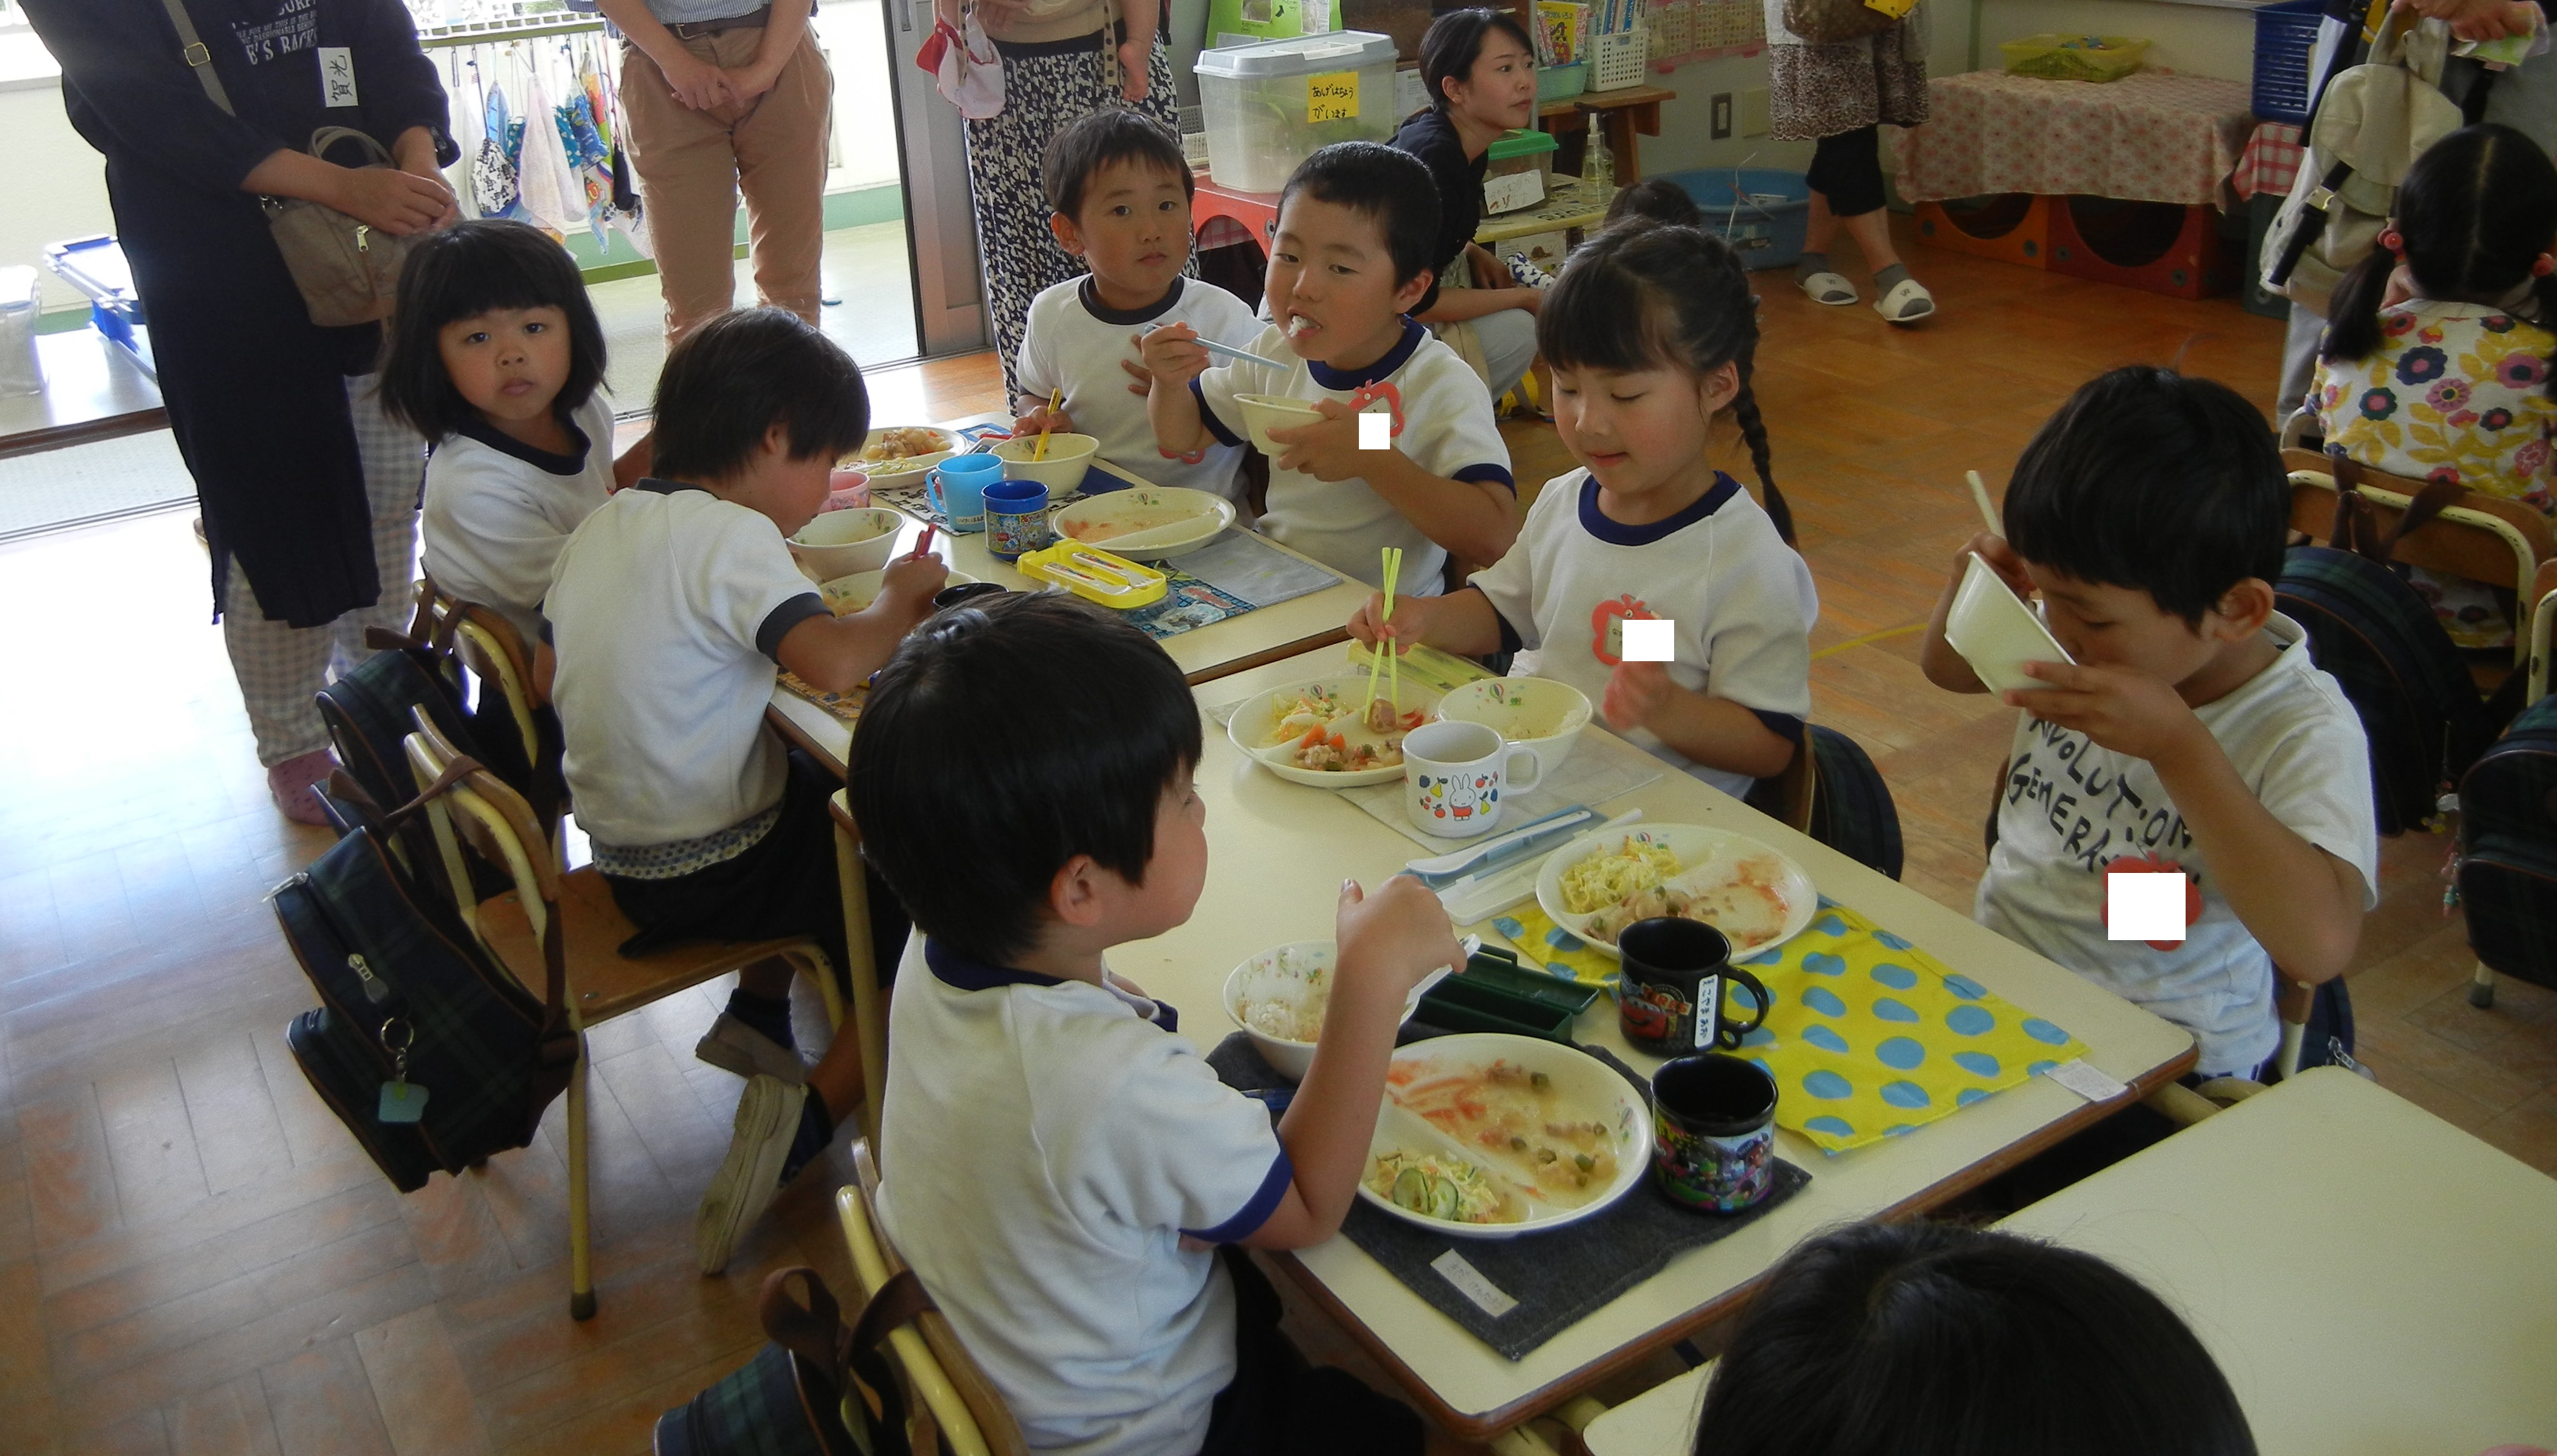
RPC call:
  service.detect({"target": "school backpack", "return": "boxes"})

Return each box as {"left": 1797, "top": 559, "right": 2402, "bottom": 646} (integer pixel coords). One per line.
{"left": 2275, "top": 544, "right": 2496, "bottom": 836}
{"left": 1806, "top": 725, "right": 1903, "bottom": 881}
{"left": 273, "top": 759, "right": 575, "bottom": 1193}
{"left": 656, "top": 1267, "right": 935, "bottom": 1456}
{"left": 2454, "top": 694, "right": 2557, "bottom": 992}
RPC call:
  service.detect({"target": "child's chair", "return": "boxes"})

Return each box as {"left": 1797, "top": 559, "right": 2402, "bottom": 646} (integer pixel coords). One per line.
{"left": 448, "top": 601, "right": 565, "bottom": 841}
{"left": 836, "top": 1140, "right": 1029, "bottom": 1456}
{"left": 402, "top": 717, "right": 844, "bottom": 1320}
{"left": 828, "top": 788, "right": 891, "bottom": 1149}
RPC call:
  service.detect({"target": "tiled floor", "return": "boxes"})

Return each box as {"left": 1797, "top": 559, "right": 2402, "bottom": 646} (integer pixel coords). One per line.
{"left": 0, "top": 224, "right": 2550, "bottom": 1455}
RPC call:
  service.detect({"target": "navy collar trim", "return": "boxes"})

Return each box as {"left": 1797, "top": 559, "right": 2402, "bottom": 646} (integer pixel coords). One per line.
{"left": 1578, "top": 471, "right": 1744, "bottom": 546}
{"left": 1307, "top": 318, "right": 1426, "bottom": 391}
{"left": 633, "top": 476, "right": 712, "bottom": 496}
{"left": 1080, "top": 274, "right": 1186, "bottom": 327}
{"left": 924, "top": 938, "right": 1066, "bottom": 991}
{"left": 453, "top": 415, "right": 590, "bottom": 477}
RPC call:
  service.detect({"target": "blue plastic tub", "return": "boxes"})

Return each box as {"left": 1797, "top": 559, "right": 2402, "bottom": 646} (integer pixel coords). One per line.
{"left": 2252, "top": 0, "right": 2324, "bottom": 124}
{"left": 1656, "top": 168, "right": 1812, "bottom": 271}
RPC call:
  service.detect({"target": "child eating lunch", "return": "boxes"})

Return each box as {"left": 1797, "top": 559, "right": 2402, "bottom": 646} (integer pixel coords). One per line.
{"left": 1348, "top": 221, "right": 1814, "bottom": 801}
{"left": 1011, "top": 109, "right": 1262, "bottom": 505}
{"left": 1144, "top": 141, "right": 1518, "bottom": 591}
{"left": 544, "top": 309, "right": 944, "bottom": 1274}
{"left": 1919, "top": 367, "right": 2377, "bottom": 1082}
{"left": 852, "top": 592, "right": 1460, "bottom": 1456}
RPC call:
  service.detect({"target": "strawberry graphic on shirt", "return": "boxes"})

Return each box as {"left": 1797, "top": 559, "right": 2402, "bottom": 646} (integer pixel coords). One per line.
{"left": 2106, "top": 852, "right": 2204, "bottom": 950}
{"left": 1591, "top": 594, "right": 1658, "bottom": 667}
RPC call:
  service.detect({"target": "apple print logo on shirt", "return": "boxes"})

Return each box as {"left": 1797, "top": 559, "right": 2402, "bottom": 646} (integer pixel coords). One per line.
{"left": 2106, "top": 852, "right": 2204, "bottom": 950}
{"left": 1590, "top": 593, "right": 1657, "bottom": 667}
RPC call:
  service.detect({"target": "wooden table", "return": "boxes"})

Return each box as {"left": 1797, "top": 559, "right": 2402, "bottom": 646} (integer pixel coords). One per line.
{"left": 1475, "top": 176, "right": 1616, "bottom": 251}
{"left": 0, "top": 330, "right": 166, "bottom": 461}
{"left": 765, "top": 470, "right": 1368, "bottom": 775}
{"left": 1581, "top": 1067, "right": 2557, "bottom": 1456}
{"left": 1117, "top": 646, "right": 2193, "bottom": 1440}
{"left": 1540, "top": 85, "right": 1677, "bottom": 185}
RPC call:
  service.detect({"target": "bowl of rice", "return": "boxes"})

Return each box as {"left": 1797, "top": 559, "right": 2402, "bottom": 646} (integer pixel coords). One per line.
{"left": 1224, "top": 941, "right": 1336, "bottom": 1082}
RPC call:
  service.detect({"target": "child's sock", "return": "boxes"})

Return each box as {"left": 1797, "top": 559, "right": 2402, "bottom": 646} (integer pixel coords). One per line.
{"left": 1874, "top": 262, "right": 1912, "bottom": 294}
{"left": 724, "top": 987, "right": 795, "bottom": 1055}
{"left": 1795, "top": 251, "right": 1832, "bottom": 282}
{"left": 781, "top": 1085, "right": 837, "bottom": 1185}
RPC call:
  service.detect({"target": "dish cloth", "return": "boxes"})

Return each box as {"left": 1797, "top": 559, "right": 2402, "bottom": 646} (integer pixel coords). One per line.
{"left": 1206, "top": 1032, "right": 1808, "bottom": 1361}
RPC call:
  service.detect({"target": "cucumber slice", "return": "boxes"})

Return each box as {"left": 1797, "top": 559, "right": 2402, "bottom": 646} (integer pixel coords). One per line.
{"left": 1428, "top": 1176, "right": 1460, "bottom": 1221}
{"left": 1391, "top": 1166, "right": 1430, "bottom": 1212}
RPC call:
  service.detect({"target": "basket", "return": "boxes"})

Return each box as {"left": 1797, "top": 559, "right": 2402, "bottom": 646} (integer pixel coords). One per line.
{"left": 1661, "top": 167, "right": 1812, "bottom": 271}
{"left": 1537, "top": 60, "right": 1589, "bottom": 102}
{"left": 1589, "top": 26, "right": 1647, "bottom": 90}
{"left": 2252, "top": 0, "right": 2324, "bottom": 123}
{"left": 2000, "top": 34, "right": 2146, "bottom": 83}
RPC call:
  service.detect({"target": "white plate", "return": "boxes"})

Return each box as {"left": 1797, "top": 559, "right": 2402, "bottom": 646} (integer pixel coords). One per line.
{"left": 848, "top": 426, "right": 960, "bottom": 482}
{"left": 819, "top": 568, "right": 980, "bottom": 615}
{"left": 1051, "top": 487, "right": 1237, "bottom": 560}
{"left": 1358, "top": 1033, "right": 1649, "bottom": 1240}
{"left": 1225, "top": 675, "right": 1442, "bottom": 788}
{"left": 1534, "top": 823, "right": 1817, "bottom": 962}
{"left": 1943, "top": 552, "right": 2074, "bottom": 695}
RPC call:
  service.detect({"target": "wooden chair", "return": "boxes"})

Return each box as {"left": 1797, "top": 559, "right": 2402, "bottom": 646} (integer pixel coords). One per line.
{"left": 828, "top": 788, "right": 891, "bottom": 1149}
{"left": 2281, "top": 447, "right": 2557, "bottom": 670}
{"left": 384, "top": 575, "right": 563, "bottom": 843}
{"left": 402, "top": 717, "right": 844, "bottom": 1320}
{"left": 836, "top": 1140, "right": 1030, "bottom": 1456}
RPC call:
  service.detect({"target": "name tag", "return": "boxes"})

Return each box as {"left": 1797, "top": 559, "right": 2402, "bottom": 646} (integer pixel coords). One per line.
{"left": 320, "top": 46, "right": 359, "bottom": 107}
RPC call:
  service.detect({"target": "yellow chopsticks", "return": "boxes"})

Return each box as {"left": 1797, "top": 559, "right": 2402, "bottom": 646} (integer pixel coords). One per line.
{"left": 1033, "top": 387, "right": 1061, "bottom": 462}
{"left": 1360, "top": 546, "right": 1404, "bottom": 721}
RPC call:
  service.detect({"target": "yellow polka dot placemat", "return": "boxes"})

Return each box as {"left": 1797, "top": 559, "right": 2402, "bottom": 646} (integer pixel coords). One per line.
{"left": 1484, "top": 897, "right": 2089, "bottom": 1154}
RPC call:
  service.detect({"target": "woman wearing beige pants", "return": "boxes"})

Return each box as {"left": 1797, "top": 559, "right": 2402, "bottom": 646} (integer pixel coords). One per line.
{"left": 597, "top": 0, "right": 834, "bottom": 343}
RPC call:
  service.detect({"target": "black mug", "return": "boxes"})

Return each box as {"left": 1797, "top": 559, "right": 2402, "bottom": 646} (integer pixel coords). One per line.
{"left": 1617, "top": 918, "right": 1769, "bottom": 1056}
{"left": 1651, "top": 1052, "right": 1778, "bottom": 1211}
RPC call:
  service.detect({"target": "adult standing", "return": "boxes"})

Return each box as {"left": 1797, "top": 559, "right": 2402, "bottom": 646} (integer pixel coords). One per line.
{"left": 1391, "top": 7, "right": 1544, "bottom": 403}
{"left": 597, "top": 0, "right": 833, "bottom": 343}
{"left": 940, "top": 0, "right": 1179, "bottom": 401}
{"left": 25, "top": 0, "right": 455, "bottom": 825}
{"left": 1763, "top": 0, "right": 1936, "bottom": 323}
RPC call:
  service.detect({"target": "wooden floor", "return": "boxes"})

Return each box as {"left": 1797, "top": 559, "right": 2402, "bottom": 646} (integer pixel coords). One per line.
{"left": 1, "top": 223, "right": 2551, "bottom": 1455}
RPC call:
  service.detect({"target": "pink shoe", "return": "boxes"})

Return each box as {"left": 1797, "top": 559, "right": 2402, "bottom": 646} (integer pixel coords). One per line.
{"left": 266, "top": 748, "right": 336, "bottom": 826}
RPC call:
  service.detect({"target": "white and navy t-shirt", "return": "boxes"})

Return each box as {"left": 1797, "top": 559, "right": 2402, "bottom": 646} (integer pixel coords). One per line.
{"left": 876, "top": 938, "right": 1291, "bottom": 1456}
{"left": 1468, "top": 467, "right": 1817, "bottom": 799}
{"left": 544, "top": 481, "right": 831, "bottom": 874}
{"left": 421, "top": 392, "right": 616, "bottom": 645}
{"left": 1193, "top": 318, "right": 1513, "bottom": 590}
{"left": 1976, "top": 613, "right": 2381, "bottom": 1078}
{"left": 1017, "top": 276, "right": 1263, "bottom": 504}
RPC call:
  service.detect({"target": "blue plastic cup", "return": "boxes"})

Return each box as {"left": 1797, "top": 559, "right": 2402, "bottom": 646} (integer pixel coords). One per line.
{"left": 927, "top": 454, "right": 1002, "bottom": 533}
{"left": 984, "top": 478, "right": 1051, "bottom": 562}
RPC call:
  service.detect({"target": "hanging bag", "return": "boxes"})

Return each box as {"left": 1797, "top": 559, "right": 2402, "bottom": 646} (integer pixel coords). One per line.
{"left": 2454, "top": 695, "right": 2557, "bottom": 992}
{"left": 654, "top": 1266, "right": 940, "bottom": 1456}
{"left": 918, "top": 0, "right": 1005, "bottom": 119}
{"left": 1780, "top": 0, "right": 1901, "bottom": 46}
{"left": 156, "top": 0, "right": 420, "bottom": 327}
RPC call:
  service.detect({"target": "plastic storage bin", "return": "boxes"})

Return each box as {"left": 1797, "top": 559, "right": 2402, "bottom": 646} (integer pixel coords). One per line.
{"left": 1537, "top": 59, "right": 1588, "bottom": 101}
{"left": 2000, "top": 34, "right": 2147, "bottom": 83}
{"left": 1588, "top": 26, "right": 1647, "bottom": 90}
{"left": 0, "top": 267, "right": 41, "bottom": 398}
{"left": 1486, "top": 128, "right": 1558, "bottom": 187}
{"left": 1196, "top": 31, "right": 1402, "bottom": 193}
{"left": 2252, "top": 0, "right": 2324, "bottom": 123}
{"left": 1661, "top": 167, "right": 1811, "bottom": 271}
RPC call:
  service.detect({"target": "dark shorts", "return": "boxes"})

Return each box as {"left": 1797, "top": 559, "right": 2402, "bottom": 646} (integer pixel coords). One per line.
{"left": 1198, "top": 1249, "right": 1424, "bottom": 1456}
{"left": 1806, "top": 125, "right": 1888, "bottom": 219}
{"left": 603, "top": 748, "right": 908, "bottom": 980}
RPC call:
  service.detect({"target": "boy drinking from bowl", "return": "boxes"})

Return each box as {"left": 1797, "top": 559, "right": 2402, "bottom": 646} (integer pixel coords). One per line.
{"left": 1144, "top": 142, "right": 1518, "bottom": 591}
{"left": 852, "top": 592, "right": 1459, "bottom": 1456}
{"left": 1917, "top": 367, "right": 2377, "bottom": 1082}
{"left": 1011, "top": 110, "right": 1263, "bottom": 506}
{"left": 547, "top": 311, "right": 944, "bottom": 1276}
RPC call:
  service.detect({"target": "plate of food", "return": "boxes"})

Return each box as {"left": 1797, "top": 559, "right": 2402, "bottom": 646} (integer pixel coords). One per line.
{"left": 848, "top": 426, "right": 959, "bottom": 482}
{"left": 1051, "top": 487, "right": 1237, "bottom": 559}
{"left": 1358, "top": 1033, "right": 1648, "bottom": 1238}
{"left": 1225, "top": 677, "right": 1442, "bottom": 787}
{"left": 1535, "top": 824, "right": 1817, "bottom": 961}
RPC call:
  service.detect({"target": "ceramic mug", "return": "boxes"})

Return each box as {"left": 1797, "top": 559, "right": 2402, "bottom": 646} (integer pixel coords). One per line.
{"left": 926, "top": 454, "right": 1002, "bottom": 533}
{"left": 1617, "top": 918, "right": 1771, "bottom": 1056}
{"left": 1402, "top": 720, "right": 1542, "bottom": 839}
{"left": 1650, "top": 1052, "right": 1777, "bottom": 1213}
{"left": 984, "top": 478, "right": 1051, "bottom": 561}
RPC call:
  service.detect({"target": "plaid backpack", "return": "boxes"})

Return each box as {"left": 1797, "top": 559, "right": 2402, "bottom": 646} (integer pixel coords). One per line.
{"left": 656, "top": 1267, "right": 936, "bottom": 1456}
{"left": 2275, "top": 544, "right": 2497, "bottom": 836}
{"left": 1806, "top": 725, "right": 1903, "bottom": 881}
{"left": 2456, "top": 695, "right": 2557, "bottom": 992}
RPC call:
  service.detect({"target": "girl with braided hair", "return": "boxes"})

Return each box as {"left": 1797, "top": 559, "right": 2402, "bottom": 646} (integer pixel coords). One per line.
{"left": 1348, "top": 221, "right": 1817, "bottom": 801}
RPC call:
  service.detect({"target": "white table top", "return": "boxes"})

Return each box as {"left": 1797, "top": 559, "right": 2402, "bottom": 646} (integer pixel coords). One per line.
{"left": 765, "top": 460, "right": 1369, "bottom": 773}
{"left": 1582, "top": 1067, "right": 2557, "bottom": 1456}
{"left": 1129, "top": 646, "right": 2195, "bottom": 1437}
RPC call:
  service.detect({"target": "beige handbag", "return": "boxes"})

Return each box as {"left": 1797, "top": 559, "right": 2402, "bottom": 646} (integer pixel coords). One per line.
{"left": 157, "top": 0, "right": 414, "bottom": 327}
{"left": 1781, "top": 0, "right": 1900, "bottom": 45}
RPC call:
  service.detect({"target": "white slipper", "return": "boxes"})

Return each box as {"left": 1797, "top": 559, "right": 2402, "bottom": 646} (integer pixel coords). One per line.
{"left": 1797, "top": 271, "right": 1859, "bottom": 306}
{"left": 1875, "top": 276, "right": 1937, "bottom": 324}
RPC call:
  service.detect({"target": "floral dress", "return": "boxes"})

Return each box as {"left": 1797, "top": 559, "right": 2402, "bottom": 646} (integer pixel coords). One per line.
{"left": 2312, "top": 300, "right": 2557, "bottom": 647}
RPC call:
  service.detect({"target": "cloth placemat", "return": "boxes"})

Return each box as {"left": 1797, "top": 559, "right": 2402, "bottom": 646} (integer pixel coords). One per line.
{"left": 1173, "top": 531, "right": 1345, "bottom": 610}
{"left": 1205, "top": 1032, "right": 1808, "bottom": 1361}
{"left": 1124, "top": 569, "right": 1261, "bottom": 641}
{"left": 778, "top": 673, "right": 865, "bottom": 723}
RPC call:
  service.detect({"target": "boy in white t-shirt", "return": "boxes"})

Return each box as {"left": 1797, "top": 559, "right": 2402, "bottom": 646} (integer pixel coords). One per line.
{"left": 1920, "top": 367, "right": 2379, "bottom": 1080}
{"left": 850, "top": 593, "right": 1457, "bottom": 1456}
{"left": 1010, "top": 110, "right": 1261, "bottom": 505}
{"left": 545, "top": 309, "right": 946, "bottom": 1273}
{"left": 1143, "top": 142, "right": 1518, "bottom": 591}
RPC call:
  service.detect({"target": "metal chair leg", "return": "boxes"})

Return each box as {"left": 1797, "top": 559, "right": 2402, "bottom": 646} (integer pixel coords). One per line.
{"left": 567, "top": 1036, "right": 595, "bottom": 1320}
{"left": 2470, "top": 961, "right": 2498, "bottom": 1009}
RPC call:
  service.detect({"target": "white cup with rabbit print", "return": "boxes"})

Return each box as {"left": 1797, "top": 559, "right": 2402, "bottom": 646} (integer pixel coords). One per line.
{"left": 1403, "top": 720, "right": 1543, "bottom": 839}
